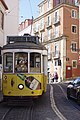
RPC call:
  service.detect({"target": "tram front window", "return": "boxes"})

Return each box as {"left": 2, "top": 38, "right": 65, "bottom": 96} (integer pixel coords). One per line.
{"left": 30, "top": 53, "right": 41, "bottom": 73}
{"left": 15, "top": 52, "right": 28, "bottom": 72}
{"left": 3, "top": 53, "right": 13, "bottom": 72}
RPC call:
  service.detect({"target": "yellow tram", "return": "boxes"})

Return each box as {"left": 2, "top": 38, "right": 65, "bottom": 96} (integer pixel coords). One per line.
{"left": 2, "top": 34, "right": 48, "bottom": 101}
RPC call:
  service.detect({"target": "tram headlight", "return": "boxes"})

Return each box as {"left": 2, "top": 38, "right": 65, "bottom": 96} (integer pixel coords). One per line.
{"left": 18, "top": 84, "right": 24, "bottom": 90}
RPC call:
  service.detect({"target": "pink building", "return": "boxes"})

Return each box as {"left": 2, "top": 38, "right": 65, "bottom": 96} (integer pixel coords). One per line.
{"left": 19, "top": 19, "right": 33, "bottom": 32}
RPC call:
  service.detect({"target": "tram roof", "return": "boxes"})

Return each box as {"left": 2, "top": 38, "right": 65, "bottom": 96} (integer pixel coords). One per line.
{"left": 7, "top": 35, "right": 39, "bottom": 44}
{"left": 2, "top": 35, "right": 47, "bottom": 50}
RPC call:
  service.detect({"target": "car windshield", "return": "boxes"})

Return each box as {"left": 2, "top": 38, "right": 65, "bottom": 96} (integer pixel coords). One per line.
{"left": 73, "top": 78, "right": 80, "bottom": 84}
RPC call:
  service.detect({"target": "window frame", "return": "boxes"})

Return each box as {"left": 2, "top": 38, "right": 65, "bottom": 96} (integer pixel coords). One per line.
{"left": 71, "top": 42, "right": 77, "bottom": 52}
{"left": 72, "top": 60, "right": 77, "bottom": 68}
{"left": 30, "top": 52, "right": 41, "bottom": 73}
{"left": 3, "top": 52, "right": 13, "bottom": 73}
{"left": 0, "top": 10, "right": 4, "bottom": 30}
{"left": 14, "top": 52, "right": 28, "bottom": 73}
{"left": 71, "top": 9, "right": 77, "bottom": 19}
{"left": 71, "top": 25, "right": 77, "bottom": 34}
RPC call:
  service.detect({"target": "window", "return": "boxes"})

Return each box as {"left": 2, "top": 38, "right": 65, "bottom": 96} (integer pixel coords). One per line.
{"left": 71, "top": 42, "right": 77, "bottom": 52}
{"left": 47, "top": 45, "right": 51, "bottom": 59}
{"left": 40, "top": 18, "right": 44, "bottom": 29}
{"left": 73, "top": 78, "right": 80, "bottom": 84}
{"left": 0, "top": 49, "right": 2, "bottom": 64}
{"left": 72, "top": 10, "right": 77, "bottom": 18}
{"left": 0, "top": 11, "right": 4, "bottom": 29}
{"left": 30, "top": 53, "right": 41, "bottom": 73}
{"left": 47, "top": 16, "right": 51, "bottom": 26}
{"left": 15, "top": 52, "right": 28, "bottom": 72}
{"left": 3, "top": 53, "right": 13, "bottom": 72}
{"left": 41, "top": 32, "right": 44, "bottom": 43}
{"left": 47, "top": 29, "right": 51, "bottom": 39}
{"left": 56, "top": 0, "right": 60, "bottom": 5}
{"left": 72, "top": 25, "right": 77, "bottom": 33}
{"left": 48, "top": 0, "right": 50, "bottom": 8}
{"left": 54, "top": 44, "right": 59, "bottom": 57}
{"left": 55, "top": 12, "right": 58, "bottom": 22}
{"left": 39, "top": 4, "right": 44, "bottom": 15}
{"left": 35, "top": 23, "right": 39, "bottom": 31}
{"left": 72, "top": 60, "right": 77, "bottom": 68}
{"left": 54, "top": 26, "right": 59, "bottom": 37}
{"left": 54, "top": 10, "right": 59, "bottom": 23}
{"left": 48, "top": 16, "right": 50, "bottom": 26}
{"left": 55, "top": 60, "right": 58, "bottom": 66}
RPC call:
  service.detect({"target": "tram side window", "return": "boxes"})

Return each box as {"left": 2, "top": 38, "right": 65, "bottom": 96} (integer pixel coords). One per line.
{"left": 30, "top": 53, "right": 41, "bottom": 73}
{"left": 15, "top": 52, "right": 28, "bottom": 72}
{"left": 0, "top": 49, "right": 2, "bottom": 64}
{"left": 3, "top": 53, "right": 13, "bottom": 72}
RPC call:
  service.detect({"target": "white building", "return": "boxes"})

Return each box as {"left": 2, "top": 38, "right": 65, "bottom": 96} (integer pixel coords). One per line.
{"left": 0, "top": 0, "right": 19, "bottom": 89}
{"left": 4, "top": 0, "right": 19, "bottom": 45}
{"left": 0, "top": 0, "right": 8, "bottom": 47}
{"left": 19, "top": 24, "right": 34, "bottom": 36}
{"left": 0, "top": 0, "right": 8, "bottom": 89}
{"left": 19, "top": 19, "right": 34, "bottom": 36}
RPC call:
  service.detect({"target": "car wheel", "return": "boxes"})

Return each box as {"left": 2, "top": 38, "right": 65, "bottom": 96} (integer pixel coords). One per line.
{"left": 67, "top": 89, "right": 71, "bottom": 99}
{"left": 77, "top": 93, "right": 80, "bottom": 105}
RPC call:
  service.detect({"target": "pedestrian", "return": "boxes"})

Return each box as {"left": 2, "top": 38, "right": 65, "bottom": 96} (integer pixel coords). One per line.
{"left": 54, "top": 72, "right": 58, "bottom": 82}
{"left": 50, "top": 73, "right": 54, "bottom": 83}
{"left": 51, "top": 74, "right": 54, "bottom": 83}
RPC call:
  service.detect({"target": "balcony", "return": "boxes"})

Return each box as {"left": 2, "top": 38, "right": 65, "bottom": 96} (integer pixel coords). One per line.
{"left": 53, "top": 16, "right": 60, "bottom": 25}
{"left": 42, "top": 33, "right": 57, "bottom": 43}
{"left": 33, "top": 27, "right": 39, "bottom": 33}
{"left": 46, "top": 21, "right": 52, "bottom": 29}
{"left": 53, "top": 51, "right": 60, "bottom": 59}
{"left": 48, "top": 53, "right": 52, "bottom": 60}
{"left": 39, "top": 24, "right": 45, "bottom": 31}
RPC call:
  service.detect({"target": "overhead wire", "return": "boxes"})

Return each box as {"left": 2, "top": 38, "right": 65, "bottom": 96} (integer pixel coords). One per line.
{"left": 28, "top": 0, "right": 34, "bottom": 34}
{"left": 28, "top": 0, "right": 33, "bottom": 18}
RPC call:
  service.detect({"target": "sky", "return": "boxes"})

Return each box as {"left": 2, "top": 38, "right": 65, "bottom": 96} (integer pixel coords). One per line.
{"left": 19, "top": 0, "right": 78, "bottom": 23}
{"left": 19, "top": 0, "right": 42, "bottom": 23}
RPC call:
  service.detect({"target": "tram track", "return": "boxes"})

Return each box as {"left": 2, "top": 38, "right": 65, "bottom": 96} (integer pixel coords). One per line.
{"left": 24, "top": 104, "right": 34, "bottom": 120}
{"left": 1, "top": 107, "right": 13, "bottom": 120}
{"left": 0, "top": 100, "right": 34, "bottom": 120}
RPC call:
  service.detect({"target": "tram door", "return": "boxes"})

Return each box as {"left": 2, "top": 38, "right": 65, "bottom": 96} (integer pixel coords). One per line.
{"left": 66, "top": 66, "right": 72, "bottom": 78}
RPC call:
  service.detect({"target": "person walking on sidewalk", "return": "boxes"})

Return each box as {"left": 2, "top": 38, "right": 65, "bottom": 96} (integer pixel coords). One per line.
{"left": 51, "top": 74, "right": 54, "bottom": 83}
{"left": 54, "top": 72, "right": 58, "bottom": 82}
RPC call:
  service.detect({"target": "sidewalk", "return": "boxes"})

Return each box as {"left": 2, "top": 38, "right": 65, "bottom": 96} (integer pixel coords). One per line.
{"left": 49, "top": 79, "right": 73, "bottom": 84}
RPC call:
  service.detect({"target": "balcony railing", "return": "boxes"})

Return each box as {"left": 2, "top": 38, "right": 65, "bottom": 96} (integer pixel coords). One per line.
{"left": 46, "top": 21, "right": 52, "bottom": 28}
{"left": 42, "top": 32, "right": 62, "bottom": 42}
{"left": 48, "top": 53, "right": 52, "bottom": 60}
{"left": 53, "top": 51, "right": 60, "bottom": 59}
{"left": 39, "top": 24, "right": 45, "bottom": 31}
{"left": 33, "top": 27, "right": 39, "bottom": 33}
{"left": 42, "top": 33, "right": 56, "bottom": 42}
{"left": 53, "top": 16, "right": 60, "bottom": 25}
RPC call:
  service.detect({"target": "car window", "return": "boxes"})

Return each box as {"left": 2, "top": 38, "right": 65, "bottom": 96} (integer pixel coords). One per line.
{"left": 73, "top": 78, "right": 80, "bottom": 85}
{"left": 77, "top": 78, "right": 80, "bottom": 85}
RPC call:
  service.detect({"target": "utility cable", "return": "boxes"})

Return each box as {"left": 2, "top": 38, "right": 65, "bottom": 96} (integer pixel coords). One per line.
{"left": 28, "top": 0, "right": 33, "bottom": 18}
{"left": 28, "top": 0, "right": 34, "bottom": 35}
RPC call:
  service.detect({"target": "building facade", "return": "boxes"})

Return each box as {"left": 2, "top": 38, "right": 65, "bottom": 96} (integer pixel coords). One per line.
{"left": 0, "top": 0, "right": 8, "bottom": 89}
{"left": 19, "top": 19, "right": 33, "bottom": 36}
{"left": 4, "top": 0, "right": 19, "bottom": 45}
{"left": 0, "top": 0, "right": 19, "bottom": 90}
{"left": 0, "top": 0, "right": 8, "bottom": 47}
{"left": 33, "top": 0, "right": 79, "bottom": 82}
